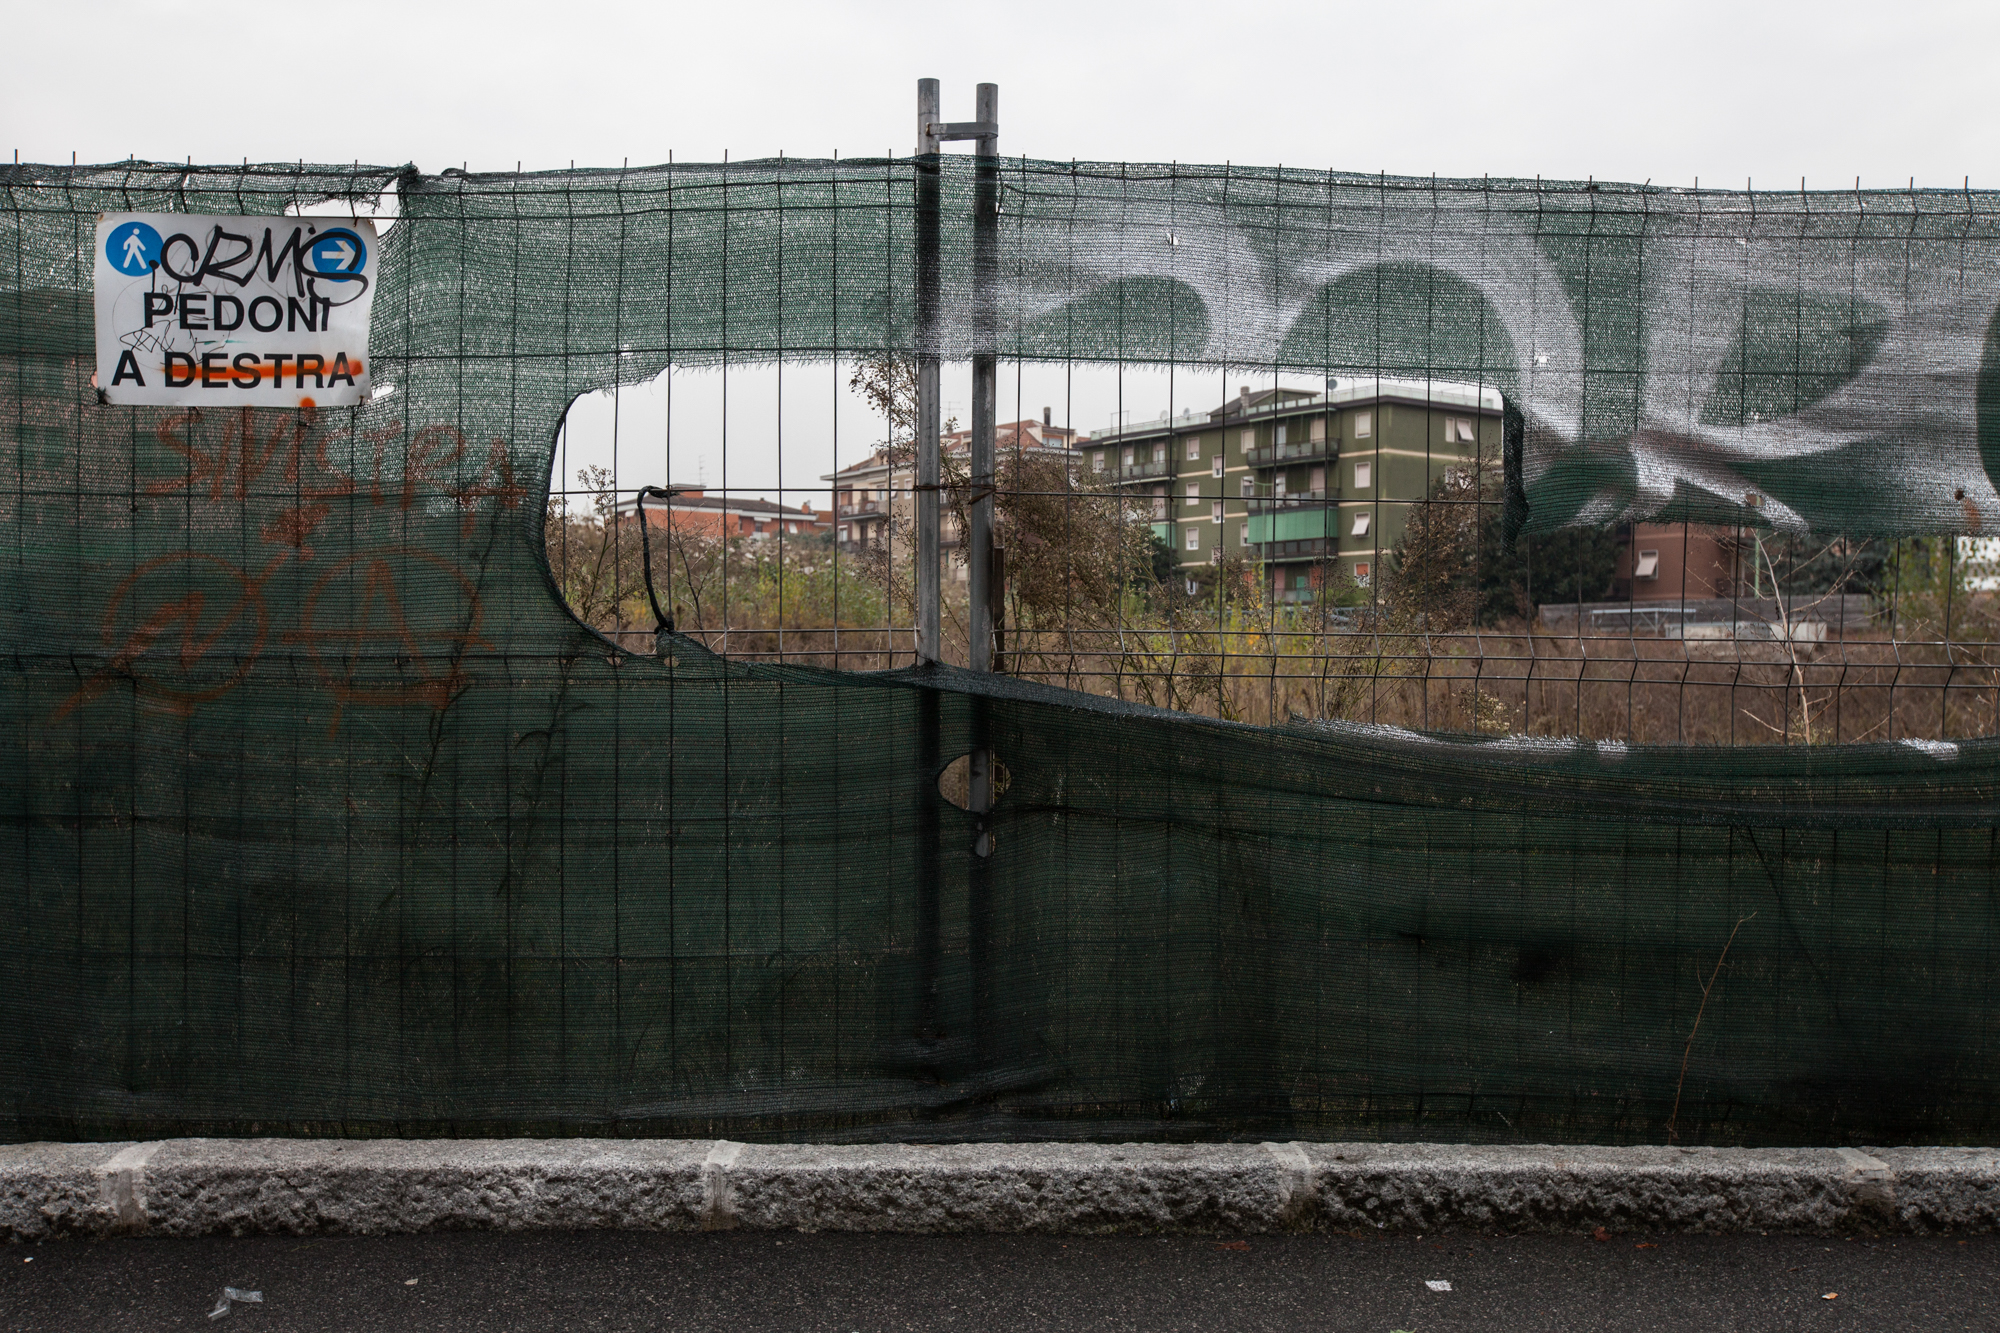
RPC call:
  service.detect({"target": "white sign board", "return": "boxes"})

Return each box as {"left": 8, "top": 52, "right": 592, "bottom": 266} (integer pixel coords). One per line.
{"left": 94, "top": 213, "right": 378, "bottom": 407}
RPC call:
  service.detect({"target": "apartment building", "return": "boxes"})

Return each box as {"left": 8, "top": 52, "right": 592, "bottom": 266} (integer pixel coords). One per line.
{"left": 1092, "top": 378, "right": 1503, "bottom": 600}
{"left": 822, "top": 411, "right": 1085, "bottom": 555}
{"left": 824, "top": 448, "right": 896, "bottom": 550}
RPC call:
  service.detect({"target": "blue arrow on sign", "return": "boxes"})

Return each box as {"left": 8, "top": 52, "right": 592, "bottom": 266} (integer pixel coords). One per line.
{"left": 307, "top": 228, "right": 367, "bottom": 277}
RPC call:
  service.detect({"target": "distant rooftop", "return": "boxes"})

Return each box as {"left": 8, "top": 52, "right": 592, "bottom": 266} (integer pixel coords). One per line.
{"left": 610, "top": 488, "right": 818, "bottom": 520}
{"left": 1088, "top": 377, "right": 1504, "bottom": 444}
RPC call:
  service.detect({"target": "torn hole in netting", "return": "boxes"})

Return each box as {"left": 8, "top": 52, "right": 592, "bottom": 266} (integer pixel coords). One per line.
{"left": 284, "top": 181, "right": 401, "bottom": 234}
{"left": 534, "top": 354, "right": 2000, "bottom": 746}
{"left": 937, "top": 750, "right": 1012, "bottom": 812}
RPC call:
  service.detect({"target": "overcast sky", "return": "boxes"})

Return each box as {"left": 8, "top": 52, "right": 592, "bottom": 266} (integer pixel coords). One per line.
{"left": 16, "top": 0, "right": 1998, "bottom": 499}
{"left": 12, "top": 0, "right": 1995, "bottom": 187}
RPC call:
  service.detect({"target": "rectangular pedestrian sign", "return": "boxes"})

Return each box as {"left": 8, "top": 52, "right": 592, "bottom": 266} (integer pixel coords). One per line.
{"left": 94, "top": 213, "right": 378, "bottom": 407}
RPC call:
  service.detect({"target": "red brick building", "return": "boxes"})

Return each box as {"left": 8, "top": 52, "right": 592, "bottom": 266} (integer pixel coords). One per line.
{"left": 1614, "top": 523, "right": 1745, "bottom": 601}
{"left": 611, "top": 486, "right": 828, "bottom": 541}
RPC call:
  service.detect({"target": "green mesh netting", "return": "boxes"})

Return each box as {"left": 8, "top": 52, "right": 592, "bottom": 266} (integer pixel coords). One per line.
{"left": 2, "top": 159, "right": 1997, "bottom": 1146}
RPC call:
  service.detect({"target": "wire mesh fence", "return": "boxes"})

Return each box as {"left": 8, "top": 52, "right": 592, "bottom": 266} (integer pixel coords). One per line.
{"left": 547, "top": 357, "right": 2000, "bottom": 746}
{"left": 4, "top": 150, "right": 1999, "bottom": 1148}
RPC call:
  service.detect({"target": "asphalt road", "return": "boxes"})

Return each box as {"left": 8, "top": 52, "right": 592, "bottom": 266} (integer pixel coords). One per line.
{"left": 3, "top": 1228, "right": 1994, "bottom": 1331}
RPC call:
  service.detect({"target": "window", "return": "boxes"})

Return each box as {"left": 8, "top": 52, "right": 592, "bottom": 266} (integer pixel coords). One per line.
{"left": 1185, "top": 527, "right": 1200, "bottom": 551}
{"left": 1239, "top": 522, "right": 1250, "bottom": 545}
{"left": 1122, "top": 447, "right": 1135, "bottom": 467}
{"left": 1354, "top": 562, "right": 1371, "bottom": 587}
{"left": 1448, "top": 417, "right": 1477, "bottom": 444}
{"left": 1211, "top": 500, "right": 1223, "bottom": 523}
{"left": 1309, "top": 416, "right": 1326, "bottom": 442}
{"left": 1354, "top": 460, "right": 1371, "bottom": 489}
{"left": 1185, "top": 480, "right": 1200, "bottom": 505}
{"left": 1273, "top": 473, "right": 1287, "bottom": 498}
{"left": 1354, "top": 410, "right": 1372, "bottom": 439}
{"left": 839, "top": 525, "right": 851, "bottom": 540}
{"left": 1310, "top": 465, "right": 1325, "bottom": 492}
{"left": 1295, "top": 571, "right": 1310, "bottom": 590}
{"left": 1351, "top": 511, "right": 1371, "bottom": 537}
{"left": 1635, "top": 550, "right": 1661, "bottom": 579}
{"left": 1275, "top": 422, "right": 1288, "bottom": 446}
{"left": 1240, "top": 427, "right": 1255, "bottom": 452}
{"left": 1211, "top": 456, "right": 1223, "bottom": 479}
{"left": 1153, "top": 442, "right": 1166, "bottom": 462}
{"left": 1240, "top": 476, "right": 1254, "bottom": 498}
{"left": 1186, "top": 578, "right": 1200, "bottom": 596}
{"left": 1092, "top": 451, "right": 1106, "bottom": 471}
{"left": 1186, "top": 437, "right": 1201, "bottom": 461}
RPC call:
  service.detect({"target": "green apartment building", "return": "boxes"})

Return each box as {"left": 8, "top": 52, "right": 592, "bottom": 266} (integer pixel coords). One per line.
{"left": 1087, "top": 378, "right": 1504, "bottom": 601}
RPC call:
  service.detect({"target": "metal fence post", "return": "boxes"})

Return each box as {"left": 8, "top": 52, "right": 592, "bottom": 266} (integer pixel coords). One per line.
{"left": 966, "top": 83, "right": 1000, "bottom": 1071}
{"left": 967, "top": 80, "right": 999, "bottom": 853}
{"left": 913, "top": 78, "right": 945, "bottom": 1053}
{"left": 915, "top": 78, "right": 943, "bottom": 667}
{"left": 968, "top": 82, "right": 998, "bottom": 677}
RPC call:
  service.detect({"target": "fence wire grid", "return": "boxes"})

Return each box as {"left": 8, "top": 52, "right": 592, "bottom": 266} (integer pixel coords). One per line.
{"left": 2, "top": 155, "right": 1998, "bottom": 1148}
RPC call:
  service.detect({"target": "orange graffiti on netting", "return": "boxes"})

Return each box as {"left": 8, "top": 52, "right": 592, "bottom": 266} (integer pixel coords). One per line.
{"left": 403, "top": 424, "right": 467, "bottom": 510}
{"left": 147, "top": 408, "right": 352, "bottom": 503}
{"left": 285, "top": 546, "right": 493, "bottom": 738}
{"left": 262, "top": 502, "right": 332, "bottom": 557}
{"left": 54, "top": 551, "right": 276, "bottom": 721}
{"left": 449, "top": 438, "right": 529, "bottom": 535}
{"left": 143, "top": 412, "right": 522, "bottom": 523}
{"left": 61, "top": 412, "right": 521, "bottom": 726}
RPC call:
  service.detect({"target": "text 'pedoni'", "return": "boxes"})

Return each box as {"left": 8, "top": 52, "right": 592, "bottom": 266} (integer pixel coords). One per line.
{"left": 146, "top": 292, "right": 334, "bottom": 333}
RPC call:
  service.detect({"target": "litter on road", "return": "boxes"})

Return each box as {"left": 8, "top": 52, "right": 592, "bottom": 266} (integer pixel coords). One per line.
{"left": 206, "top": 1287, "right": 262, "bottom": 1320}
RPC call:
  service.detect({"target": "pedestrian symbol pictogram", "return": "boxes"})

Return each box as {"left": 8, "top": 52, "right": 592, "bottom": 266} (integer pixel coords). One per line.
{"left": 106, "top": 220, "right": 161, "bottom": 274}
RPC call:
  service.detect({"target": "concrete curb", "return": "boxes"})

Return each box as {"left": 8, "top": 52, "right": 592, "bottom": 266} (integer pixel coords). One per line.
{"left": 3, "top": 1140, "right": 1996, "bottom": 1241}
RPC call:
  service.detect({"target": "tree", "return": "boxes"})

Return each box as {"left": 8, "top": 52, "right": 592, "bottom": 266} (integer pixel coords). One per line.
{"left": 847, "top": 354, "right": 1158, "bottom": 667}
{"left": 1480, "top": 525, "right": 1619, "bottom": 625}
{"left": 545, "top": 464, "right": 642, "bottom": 631}
{"left": 1387, "top": 452, "right": 1620, "bottom": 628}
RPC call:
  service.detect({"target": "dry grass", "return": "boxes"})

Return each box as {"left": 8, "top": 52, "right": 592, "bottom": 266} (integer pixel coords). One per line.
{"left": 996, "top": 613, "right": 2000, "bottom": 745}
{"left": 551, "top": 465, "right": 2000, "bottom": 746}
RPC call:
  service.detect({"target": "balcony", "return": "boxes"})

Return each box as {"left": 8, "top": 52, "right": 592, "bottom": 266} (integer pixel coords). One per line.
{"left": 1247, "top": 507, "right": 1337, "bottom": 553}
{"left": 1254, "top": 536, "right": 1337, "bottom": 562}
{"left": 1245, "top": 436, "right": 1337, "bottom": 467}
{"left": 1246, "top": 488, "right": 1329, "bottom": 514}
{"left": 1118, "top": 456, "right": 1172, "bottom": 481}
{"left": 838, "top": 501, "right": 889, "bottom": 521}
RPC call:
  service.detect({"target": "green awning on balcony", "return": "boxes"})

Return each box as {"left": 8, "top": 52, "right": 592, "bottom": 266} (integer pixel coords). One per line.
{"left": 1247, "top": 508, "right": 1336, "bottom": 544}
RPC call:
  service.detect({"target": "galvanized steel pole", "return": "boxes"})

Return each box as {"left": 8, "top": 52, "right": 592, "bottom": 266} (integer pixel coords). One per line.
{"left": 913, "top": 78, "right": 945, "bottom": 1052}
{"left": 914, "top": 78, "right": 943, "bottom": 666}
{"left": 966, "top": 85, "right": 1000, "bottom": 1076}
{"left": 967, "top": 82, "right": 998, "bottom": 677}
